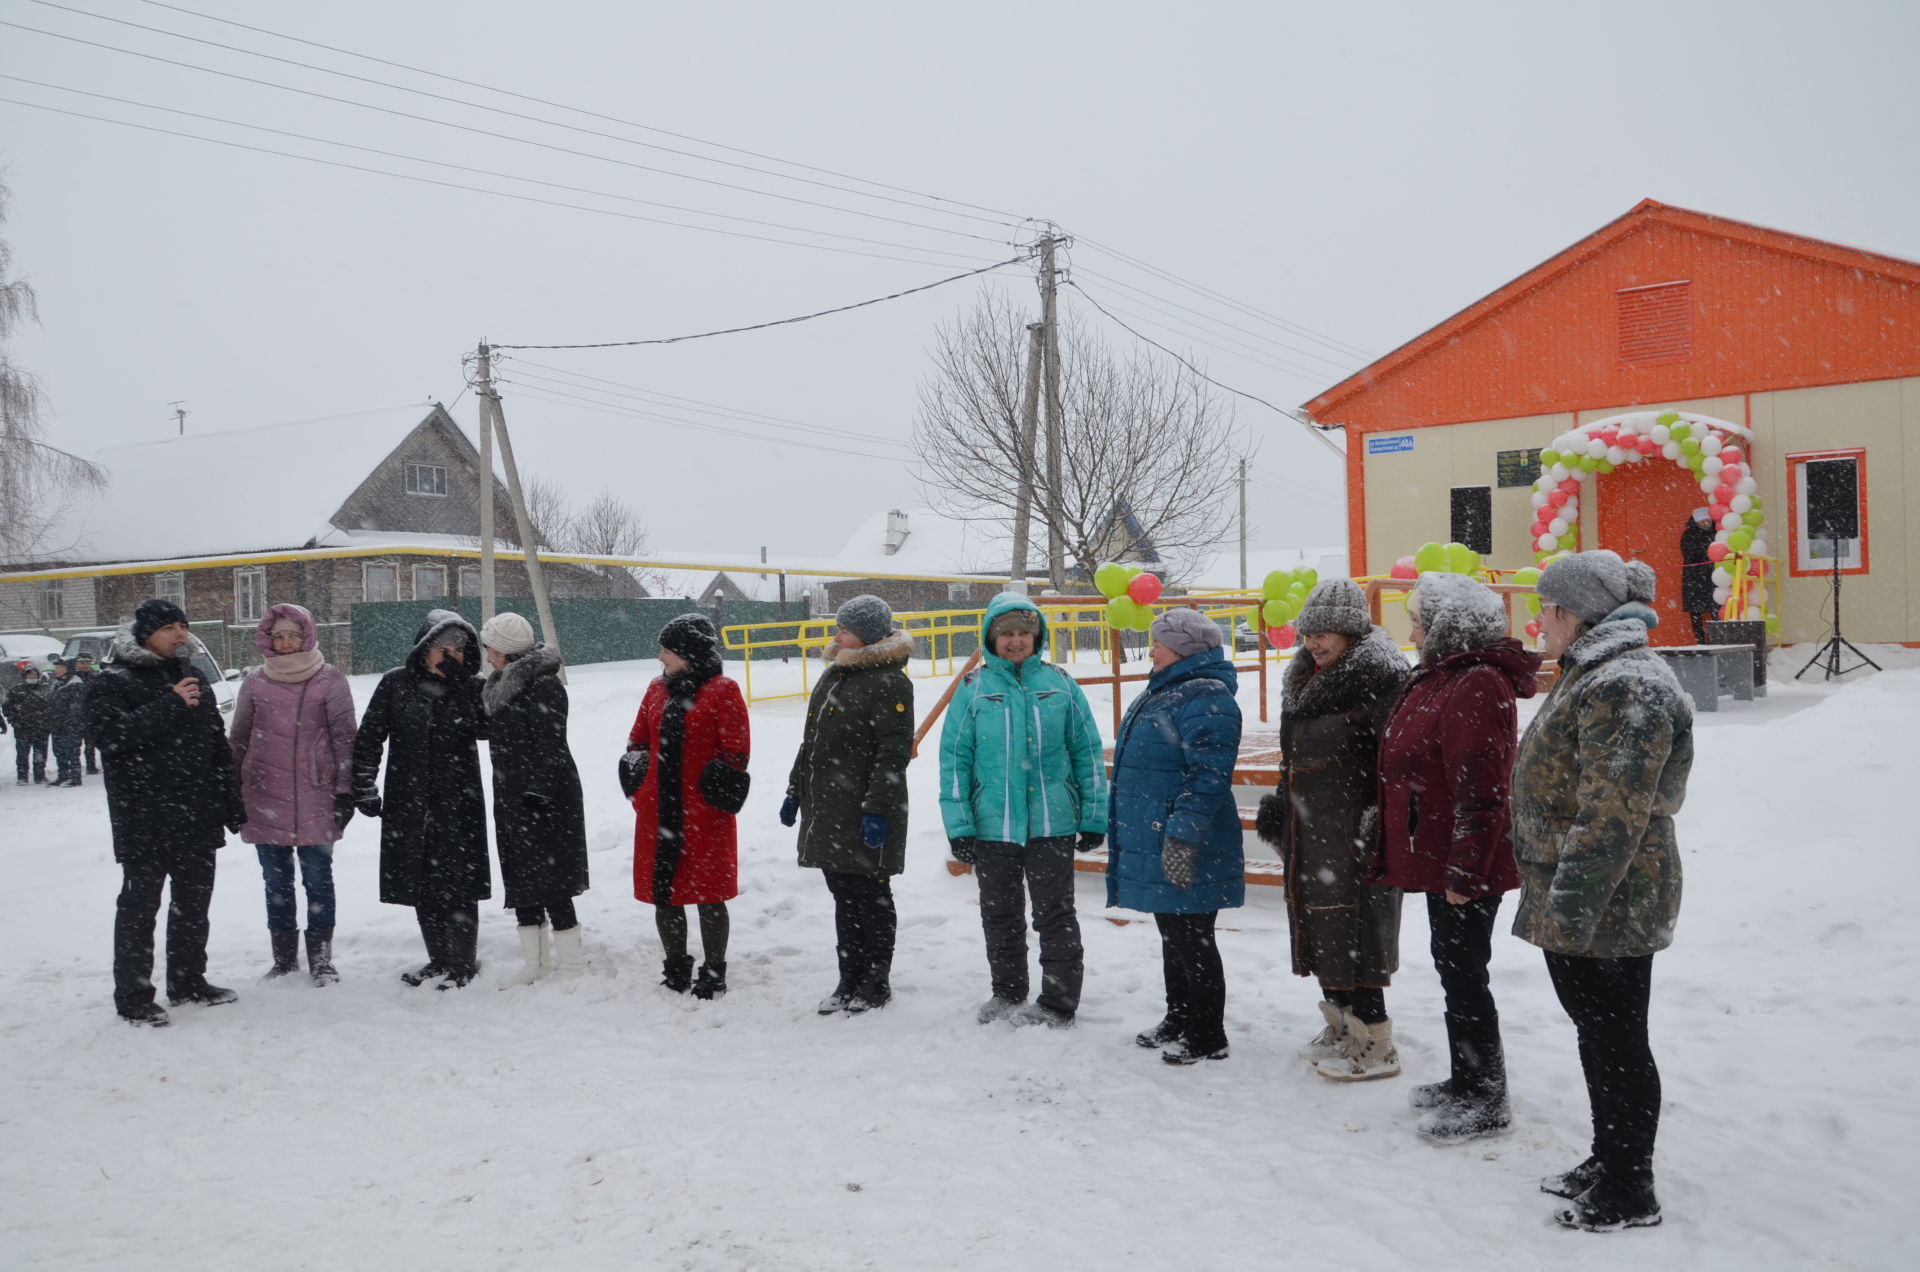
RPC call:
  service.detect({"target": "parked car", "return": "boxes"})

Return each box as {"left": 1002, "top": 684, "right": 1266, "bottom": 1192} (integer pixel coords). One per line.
{"left": 61, "top": 629, "right": 242, "bottom": 715}
{"left": 0, "top": 633, "right": 65, "bottom": 694}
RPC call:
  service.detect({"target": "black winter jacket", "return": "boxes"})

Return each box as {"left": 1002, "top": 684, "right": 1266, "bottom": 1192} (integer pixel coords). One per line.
{"left": 482, "top": 643, "right": 589, "bottom": 910}
{"left": 49, "top": 675, "right": 89, "bottom": 735}
{"left": 3, "top": 680, "right": 52, "bottom": 738}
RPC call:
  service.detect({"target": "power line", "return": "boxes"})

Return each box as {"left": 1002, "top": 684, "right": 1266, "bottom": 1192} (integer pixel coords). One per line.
{"left": 0, "top": 75, "right": 988, "bottom": 264}
{"left": 131, "top": 0, "right": 1030, "bottom": 227}
{"left": 1071, "top": 264, "right": 1359, "bottom": 374}
{"left": 490, "top": 254, "right": 1032, "bottom": 350}
{"left": 1083, "top": 293, "right": 1348, "bottom": 388}
{"left": 511, "top": 358, "right": 888, "bottom": 437}
{"left": 0, "top": 96, "right": 997, "bottom": 269}
{"left": 0, "top": 19, "right": 1016, "bottom": 247}
{"left": 1071, "top": 233, "right": 1374, "bottom": 361}
{"left": 498, "top": 382, "right": 908, "bottom": 464}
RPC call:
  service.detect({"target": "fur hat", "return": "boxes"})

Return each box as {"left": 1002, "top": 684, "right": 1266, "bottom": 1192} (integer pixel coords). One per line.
{"left": 1409, "top": 573, "right": 1510, "bottom": 660}
{"left": 1148, "top": 607, "right": 1223, "bottom": 659}
{"left": 1294, "top": 578, "right": 1371, "bottom": 638}
{"left": 836, "top": 594, "right": 894, "bottom": 646}
{"left": 1537, "top": 550, "right": 1658, "bottom": 627}
{"left": 480, "top": 611, "right": 537, "bottom": 656}
{"left": 659, "top": 612, "right": 720, "bottom": 663}
{"left": 131, "top": 597, "right": 190, "bottom": 647}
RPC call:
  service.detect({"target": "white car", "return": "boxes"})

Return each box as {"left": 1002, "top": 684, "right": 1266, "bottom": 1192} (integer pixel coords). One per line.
{"left": 0, "top": 632, "right": 65, "bottom": 693}
{"left": 61, "top": 629, "right": 242, "bottom": 715}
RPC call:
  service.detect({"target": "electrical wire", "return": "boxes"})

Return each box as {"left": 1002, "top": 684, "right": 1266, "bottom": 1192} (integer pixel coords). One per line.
{"left": 489, "top": 254, "right": 1031, "bottom": 349}
{"left": 1082, "top": 293, "right": 1348, "bottom": 388}
{"left": 1071, "top": 265, "right": 1359, "bottom": 374}
{"left": 509, "top": 358, "right": 890, "bottom": 438}
{"left": 0, "top": 19, "right": 1018, "bottom": 246}
{"left": 130, "top": 0, "right": 1030, "bottom": 226}
{"left": 0, "top": 75, "right": 988, "bottom": 264}
{"left": 0, "top": 96, "right": 1001, "bottom": 269}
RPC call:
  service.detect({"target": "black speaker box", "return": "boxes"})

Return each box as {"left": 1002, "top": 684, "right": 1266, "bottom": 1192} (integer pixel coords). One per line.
{"left": 1805, "top": 459, "right": 1859, "bottom": 540}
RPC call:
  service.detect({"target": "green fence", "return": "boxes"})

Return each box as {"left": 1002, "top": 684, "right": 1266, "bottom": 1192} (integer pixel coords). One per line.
{"left": 348, "top": 597, "right": 810, "bottom": 674}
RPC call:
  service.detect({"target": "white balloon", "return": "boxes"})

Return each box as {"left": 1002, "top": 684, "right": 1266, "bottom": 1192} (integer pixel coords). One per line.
{"left": 1548, "top": 517, "right": 1568, "bottom": 536}
{"left": 1651, "top": 425, "right": 1671, "bottom": 444}
{"left": 1737, "top": 476, "right": 1758, "bottom": 496}
{"left": 1750, "top": 538, "right": 1768, "bottom": 558}
{"left": 1700, "top": 435, "right": 1722, "bottom": 456}
{"left": 1585, "top": 438, "right": 1606, "bottom": 459}
{"left": 1730, "top": 494, "right": 1752, "bottom": 514}
{"left": 1722, "top": 512, "right": 1744, "bottom": 531}
{"left": 1538, "top": 532, "right": 1559, "bottom": 551}
{"left": 1703, "top": 456, "right": 1725, "bottom": 477}
{"left": 1711, "top": 567, "right": 1731, "bottom": 586}
{"left": 1530, "top": 491, "right": 1549, "bottom": 508}
{"left": 1701, "top": 477, "right": 1719, "bottom": 495}
{"left": 1662, "top": 442, "right": 1680, "bottom": 460}
{"left": 1713, "top": 584, "right": 1731, "bottom": 604}
{"left": 1606, "top": 446, "right": 1627, "bottom": 465}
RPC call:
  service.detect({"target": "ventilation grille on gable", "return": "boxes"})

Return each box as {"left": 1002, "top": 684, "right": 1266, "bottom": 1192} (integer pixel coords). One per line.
{"left": 1616, "top": 281, "right": 1693, "bottom": 365}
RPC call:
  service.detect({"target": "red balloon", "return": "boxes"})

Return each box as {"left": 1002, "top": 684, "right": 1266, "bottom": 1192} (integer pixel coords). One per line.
{"left": 1272, "top": 623, "right": 1297, "bottom": 650}
{"left": 1714, "top": 483, "right": 1735, "bottom": 504}
{"left": 1709, "top": 501, "right": 1730, "bottom": 520}
{"left": 1722, "top": 446, "right": 1744, "bottom": 464}
{"left": 1390, "top": 556, "right": 1418, "bottom": 580}
{"left": 1598, "top": 430, "right": 1619, "bottom": 448}
{"left": 1548, "top": 490, "right": 1569, "bottom": 508}
{"left": 1707, "top": 542, "right": 1730, "bottom": 562}
{"left": 1126, "top": 572, "right": 1163, "bottom": 605}
{"left": 1558, "top": 478, "right": 1581, "bottom": 495}
{"left": 1525, "top": 620, "right": 1542, "bottom": 637}
{"left": 1719, "top": 464, "right": 1743, "bottom": 484}
{"left": 1638, "top": 438, "right": 1659, "bottom": 455}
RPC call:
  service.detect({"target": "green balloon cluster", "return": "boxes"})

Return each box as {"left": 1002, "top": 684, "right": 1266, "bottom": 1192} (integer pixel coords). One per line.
{"left": 1105, "top": 596, "right": 1155, "bottom": 631}
{"left": 1094, "top": 562, "right": 1134, "bottom": 598}
{"left": 1257, "top": 565, "right": 1317, "bottom": 627}
{"left": 1413, "top": 541, "right": 1482, "bottom": 576}
{"left": 1514, "top": 565, "right": 1543, "bottom": 615}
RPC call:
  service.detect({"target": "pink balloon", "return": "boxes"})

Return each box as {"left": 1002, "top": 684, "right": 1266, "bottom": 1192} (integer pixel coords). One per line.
{"left": 1714, "top": 483, "right": 1735, "bottom": 504}
{"left": 1548, "top": 490, "right": 1569, "bottom": 507}
{"left": 1558, "top": 478, "right": 1581, "bottom": 495}
{"left": 1126, "top": 572, "right": 1163, "bottom": 605}
{"left": 1390, "top": 557, "right": 1418, "bottom": 580}
{"left": 1272, "top": 623, "right": 1297, "bottom": 650}
{"left": 1720, "top": 464, "right": 1743, "bottom": 484}
{"left": 1707, "top": 542, "right": 1730, "bottom": 562}
{"left": 1710, "top": 501, "right": 1730, "bottom": 520}
{"left": 1722, "top": 445, "right": 1744, "bottom": 464}
{"left": 1637, "top": 437, "right": 1659, "bottom": 455}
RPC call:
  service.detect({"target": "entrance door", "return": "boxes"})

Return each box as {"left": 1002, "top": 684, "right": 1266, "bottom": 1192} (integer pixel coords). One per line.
{"left": 1595, "top": 456, "right": 1704, "bottom": 647}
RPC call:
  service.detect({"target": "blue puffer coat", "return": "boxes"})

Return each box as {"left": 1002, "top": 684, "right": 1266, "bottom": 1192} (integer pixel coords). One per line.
{"left": 1106, "top": 647, "right": 1245, "bottom": 915}
{"left": 937, "top": 593, "right": 1108, "bottom": 845}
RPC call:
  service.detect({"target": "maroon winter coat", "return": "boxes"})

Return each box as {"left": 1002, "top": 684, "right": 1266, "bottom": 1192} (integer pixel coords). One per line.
{"left": 230, "top": 605, "right": 357, "bottom": 847}
{"left": 1373, "top": 637, "right": 1539, "bottom": 898}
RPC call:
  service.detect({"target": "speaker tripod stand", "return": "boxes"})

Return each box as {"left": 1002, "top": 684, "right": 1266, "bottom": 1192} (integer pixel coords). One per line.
{"left": 1796, "top": 535, "right": 1880, "bottom": 680}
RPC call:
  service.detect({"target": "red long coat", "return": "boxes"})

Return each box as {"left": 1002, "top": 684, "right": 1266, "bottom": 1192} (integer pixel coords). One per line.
{"left": 630, "top": 674, "right": 749, "bottom": 906}
{"left": 1373, "top": 639, "right": 1538, "bottom": 899}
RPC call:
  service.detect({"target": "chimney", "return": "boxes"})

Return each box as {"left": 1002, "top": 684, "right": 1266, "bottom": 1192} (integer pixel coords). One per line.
{"left": 883, "top": 509, "right": 910, "bottom": 556}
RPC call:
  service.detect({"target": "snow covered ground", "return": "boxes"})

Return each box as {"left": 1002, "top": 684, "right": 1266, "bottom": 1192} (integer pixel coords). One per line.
{"left": 3, "top": 646, "right": 1916, "bottom": 1270}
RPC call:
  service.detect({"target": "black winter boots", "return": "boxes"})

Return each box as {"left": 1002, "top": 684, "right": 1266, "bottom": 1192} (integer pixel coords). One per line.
{"left": 305, "top": 928, "right": 338, "bottom": 986}
{"left": 691, "top": 962, "right": 727, "bottom": 1000}
{"left": 661, "top": 954, "right": 695, "bottom": 994}
{"left": 265, "top": 930, "right": 300, "bottom": 979}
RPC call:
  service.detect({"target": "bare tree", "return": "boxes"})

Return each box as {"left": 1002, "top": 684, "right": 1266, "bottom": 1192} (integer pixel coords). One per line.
{"left": 0, "top": 173, "right": 106, "bottom": 561}
{"left": 568, "top": 487, "right": 663, "bottom": 597}
{"left": 511, "top": 473, "right": 574, "bottom": 550}
{"left": 911, "top": 291, "right": 1241, "bottom": 584}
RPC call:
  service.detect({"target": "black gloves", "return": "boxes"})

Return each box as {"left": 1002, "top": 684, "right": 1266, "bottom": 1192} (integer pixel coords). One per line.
{"left": 355, "top": 792, "right": 383, "bottom": 820}
{"left": 779, "top": 793, "right": 799, "bottom": 827}
{"left": 1255, "top": 791, "right": 1289, "bottom": 848}
{"left": 332, "top": 793, "right": 357, "bottom": 833}
{"left": 618, "top": 748, "right": 650, "bottom": 799}
{"left": 1163, "top": 838, "right": 1197, "bottom": 889}
{"left": 1075, "top": 831, "right": 1105, "bottom": 853}
{"left": 698, "top": 760, "right": 752, "bottom": 815}
{"left": 949, "top": 836, "right": 979, "bottom": 865}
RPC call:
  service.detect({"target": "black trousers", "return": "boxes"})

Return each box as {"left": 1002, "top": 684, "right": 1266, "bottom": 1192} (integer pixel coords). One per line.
{"left": 113, "top": 844, "right": 217, "bottom": 1014}
{"left": 416, "top": 903, "right": 480, "bottom": 974}
{"left": 1428, "top": 892, "right": 1507, "bottom": 1097}
{"left": 1155, "top": 911, "right": 1227, "bottom": 1052}
{"left": 824, "top": 871, "right": 895, "bottom": 990}
{"left": 974, "top": 836, "right": 1083, "bottom": 1014}
{"left": 1546, "top": 951, "right": 1660, "bottom": 1185}
{"left": 14, "top": 733, "right": 48, "bottom": 781}
{"left": 83, "top": 731, "right": 98, "bottom": 773}
{"left": 514, "top": 898, "right": 578, "bottom": 931}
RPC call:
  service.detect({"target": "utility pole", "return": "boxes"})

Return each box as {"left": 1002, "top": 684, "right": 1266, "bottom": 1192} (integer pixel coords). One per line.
{"left": 1039, "top": 233, "right": 1067, "bottom": 590}
{"left": 474, "top": 343, "right": 497, "bottom": 625}
{"left": 1007, "top": 321, "right": 1045, "bottom": 594}
{"left": 169, "top": 401, "right": 188, "bottom": 435}
{"left": 474, "top": 344, "right": 563, "bottom": 678}
{"left": 1238, "top": 457, "right": 1248, "bottom": 591}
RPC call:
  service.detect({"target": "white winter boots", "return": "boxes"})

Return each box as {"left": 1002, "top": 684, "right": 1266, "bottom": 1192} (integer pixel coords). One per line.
{"left": 1301, "top": 1000, "right": 1347, "bottom": 1062}
{"left": 551, "top": 925, "right": 586, "bottom": 979}
{"left": 1314, "top": 1008, "right": 1401, "bottom": 1081}
{"left": 504, "top": 923, "right": 587, "bottom": 986}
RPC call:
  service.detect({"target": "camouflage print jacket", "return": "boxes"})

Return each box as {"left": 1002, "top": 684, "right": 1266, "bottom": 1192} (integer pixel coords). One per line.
{"left": 1510, "top": 615, "right": 1692, "bottom": 958}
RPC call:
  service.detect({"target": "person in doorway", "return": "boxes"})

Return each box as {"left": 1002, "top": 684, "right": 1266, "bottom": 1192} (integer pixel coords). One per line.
{"left": 73, "top": 653, "right": 102, "bottom": 774}
{"left": 626, "top": 613, "right": 749, "bottom": 999}
{"left": 3, "top": 663, "right": 51, "bottom": 785}
{"left": 229, "top": 604, "right": 357, "bottom": 986}
{"left": 88, "top": 599, "right": 246, "bottom": 1026}
{"left": 1110, "top": 607, "right": 1244, "bottom": 1064}
{"left": 783, "top": 595, "right": 914, "bottom": 1014}
{"left": 480, "top": 612, "right": 591, "bottom": 985}
{"left": 1257, "top": 578, "right": 1409, "bottom": 1081}
{"left": 352, "top": 609, "right": 491, "bottom": 989}
{"left": 1515, "top": 550, "right": 1690, "bottom": 1232}
{"left": 1680, "top": 508, "right": 1718, "bottom": 643}
{"left": 938, "top": 592, "right": 1107, "bottom": 1028}
{"left": 1375, "top": 573, "right": 1539, "bottom": 1141}
{"left": 47, "top": 657, "right": 89, "bottom": 787}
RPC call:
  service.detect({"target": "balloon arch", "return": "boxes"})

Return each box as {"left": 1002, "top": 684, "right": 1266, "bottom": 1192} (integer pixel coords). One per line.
{"left": 1527, "top": 408, "right": 1769, "bottom": 615}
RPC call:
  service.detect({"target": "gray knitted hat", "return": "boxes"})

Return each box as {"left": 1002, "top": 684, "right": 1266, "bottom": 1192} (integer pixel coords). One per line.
{"left": 1537, "top": 550, "right": 1658, "bottom": 627}
{"left": 1148, "top": 607, "right": 1223, "bottom": 659}
{"left": 1294, "top": 578, "right": 1371, "bottom": 638}
{"left": 835, "top": 594, "right": 894, "bottom": 645}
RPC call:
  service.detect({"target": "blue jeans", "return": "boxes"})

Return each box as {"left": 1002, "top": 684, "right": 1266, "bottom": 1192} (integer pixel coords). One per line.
{"left": 51, "top": 734, "right": 82, "bottom": 783}
{"left": 256, "top": 845, "right": 336, "bottom": 931}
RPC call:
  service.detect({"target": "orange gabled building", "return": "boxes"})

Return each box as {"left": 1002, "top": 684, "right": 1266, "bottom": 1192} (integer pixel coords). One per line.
{"left": 1304, "top": 199, "right": 1920, "bottom": 645}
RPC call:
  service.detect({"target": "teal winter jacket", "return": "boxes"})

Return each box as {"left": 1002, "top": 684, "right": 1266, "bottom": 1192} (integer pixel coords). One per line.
{"left": 937, "top": 593, "right": 1108, "bottom": 845}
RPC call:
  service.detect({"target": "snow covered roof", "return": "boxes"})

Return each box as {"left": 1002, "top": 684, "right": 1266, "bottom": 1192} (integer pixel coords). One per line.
{"left": 1185, "top": 546, "right": 1350, "bottom": 592}
{"left": 54, "top": 404, "right": 467, "bottom": 563}
{"left": 826, "top": 507, "right": 1008, "bottom": 579}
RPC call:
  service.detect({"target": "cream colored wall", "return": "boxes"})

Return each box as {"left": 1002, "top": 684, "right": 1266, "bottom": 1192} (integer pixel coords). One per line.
{"left": 1751, "top": 376, "right": 1916, "bottom": 644}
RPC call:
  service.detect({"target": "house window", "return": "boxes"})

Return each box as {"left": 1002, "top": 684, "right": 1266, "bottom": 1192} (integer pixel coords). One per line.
{"left": 1787, "top": 449, "right": 1867, "bottom": 577}
{"left": 1616, "top": 281, "right": 1693, "bottom": 366}
{"left": 458, "top": 566, "right": 482, "bottom": 597}
{"left": 404, "top": 463, "right": 448, "bottom": 496}
{"left": 1450, "top": 486, "right": 1493, "bottom": 556}
{"left": 154, "top": 572, "right": 186, "bottom": 609}
{"left": 235, "top": 567, "right": 266, "bottom": 623}
{"left": 413, "top": 565, "right": 448, "bottom": 600}
{"left": 947, "top": 581, "right": 972, "bottom": 604}
{"left": 39, "top": 579, "right": 64, "bottom": 623}
{"left": 364, "top": 563, "right": 399, "bottom": 603}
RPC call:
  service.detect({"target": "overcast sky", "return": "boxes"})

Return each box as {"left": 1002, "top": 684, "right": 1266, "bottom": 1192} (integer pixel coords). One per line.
{"left": 4, "top": 0, "right": 1916, "bottom": 564}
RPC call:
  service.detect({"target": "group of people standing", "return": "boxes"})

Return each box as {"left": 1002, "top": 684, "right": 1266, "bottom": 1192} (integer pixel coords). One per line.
{"left": 72, "top": 548, "right": 1687, "bottom": 1236}
{"left": 3, "top": 652, "right": 99, "bottom": 786}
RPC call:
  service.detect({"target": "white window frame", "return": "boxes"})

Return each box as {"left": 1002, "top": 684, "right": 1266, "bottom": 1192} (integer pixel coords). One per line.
{"left": 154, "top": 571, "right": 186, "bottom": 609}
{"left": 412, "top": 564, "right": 449, "bottom": 601}
{"left": 457, "top": 565, "right": 482, "bottom": 597}
{"left": 363, "top": 562, "right": 400, "bottom": 603}
{"left": 947, "top": 581, "right": 972, "bottom": 603}
{"left": 404, "top": 462, "right": 449, "bottom": 497}
{"left": 234, "top": 567, "right": 266, "bottom": 623}
{"left": 39, "top": 579, "right": 65, "bottom": 623}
